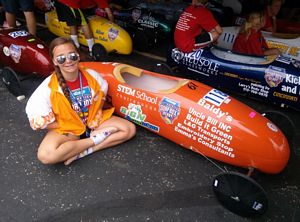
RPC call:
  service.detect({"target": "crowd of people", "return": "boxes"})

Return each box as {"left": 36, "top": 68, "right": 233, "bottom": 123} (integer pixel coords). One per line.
{"left": 0, "top": 0, "right": 114, "bottom": 55}
{"left": 0, "top": 0, "right": 289, "bottom": 57}
{"left": 174, "top": 0, "right": 284, "bottom": 56}
{"left": 0, "top": 0, "right": 293, "bottom": 165}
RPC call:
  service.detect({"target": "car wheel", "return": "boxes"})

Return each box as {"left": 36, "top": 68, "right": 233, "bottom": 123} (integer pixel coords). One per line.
{"left": 262, "top": 110, "right": 295, "bottom": 146}
{"left": 1, "top": 67, "right": 25, "bottom": 100}
{"left": 213, "top": 172, "right": 268, "bottom": 218}
{"left": 91, "top": 43, "right": 108, "bottom": 62}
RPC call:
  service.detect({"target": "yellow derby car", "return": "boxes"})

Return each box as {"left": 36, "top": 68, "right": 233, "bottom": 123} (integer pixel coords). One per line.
{"left": 45, "top": 10, "right": 133, "bottom": 55}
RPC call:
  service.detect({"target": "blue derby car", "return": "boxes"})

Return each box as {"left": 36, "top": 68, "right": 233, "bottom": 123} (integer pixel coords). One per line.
{"left": 167, "top": 47, "right": 300, "bottom": 110}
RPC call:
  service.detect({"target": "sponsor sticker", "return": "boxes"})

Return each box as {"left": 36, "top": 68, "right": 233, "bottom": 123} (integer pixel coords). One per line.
{"left": 249, "top": 111, "right": 256, "bottom": 118}
{"left": 9, "top": 44, "right": 21, "bottom": 63}
{"left": 3, "top": 46, "right": 10, "bottom": 56}
{"left": 108, "top": 28, "right": 119, "bottom": 41}
{"left": 267, "top": 122, "right": 278, "bottom": 132}
{"left": 276, "top": 55, "right": 291, "bottom": 64}
{"left": 159, "top": 97, "right": 180, "bottom": 124}
{"left": 120, "top": 103, "right": 159, "bottom": 132}
{"left": 264, "top": 66, "right": 285, "bottom": 87}
{"left": 37, "top": 44, "right": 44, "bottom": 49}
{"left": 202, "top": 89, "right": 229, "bottom": 106}
{"left": 8, "top": 30, "right": 29, "bottom": 38}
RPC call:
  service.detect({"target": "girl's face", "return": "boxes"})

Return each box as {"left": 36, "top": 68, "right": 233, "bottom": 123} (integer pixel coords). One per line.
{"left": 52, "top": 42, "right": 80, "bottom": 76}
{"left": 251, "top": 15, "right": 264, "bottom": 30}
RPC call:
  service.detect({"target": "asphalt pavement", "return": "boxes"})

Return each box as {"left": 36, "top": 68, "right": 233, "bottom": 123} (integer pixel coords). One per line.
{"left": 0, "top": 21, "right": 300, "bottom": 222}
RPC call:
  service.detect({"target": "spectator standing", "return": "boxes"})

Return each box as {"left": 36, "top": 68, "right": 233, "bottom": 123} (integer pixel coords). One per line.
{"left": 174, "top": 0, "right": 222, "bottom": 53}
{"left": 80, "top": 0, "right": 114, "bottom": 22}
{"left": 54, "top": 0, "right": 95, "bottom": 54}
{"left": 1, "top": 0, "right": 36, "bottom": 35}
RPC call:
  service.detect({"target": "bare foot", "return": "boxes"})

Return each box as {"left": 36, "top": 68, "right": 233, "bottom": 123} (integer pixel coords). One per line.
{"left": 64, "top": 155, "right": 78, "bottom": 165}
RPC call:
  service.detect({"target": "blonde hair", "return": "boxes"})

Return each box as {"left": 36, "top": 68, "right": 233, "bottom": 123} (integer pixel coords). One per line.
{"left": 240, "top": 11, "right": 264, "bottom": 37}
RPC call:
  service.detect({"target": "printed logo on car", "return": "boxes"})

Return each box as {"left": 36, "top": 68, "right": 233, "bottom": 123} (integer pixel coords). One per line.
{"left": 159, "top": 97, "right": 180, "bottom": 124}
{"left": 8, "top": 30, "right": 29, "bottom": 38}
{"left": 9, "top": 44, "right": 21, "bottom": 63}
{"left": 108, "top": 28, "right": 119, "bottom": 41}
{"left": 120, "top": 103, "right": 159, "bottom": 132}
{"left": 264, "top": 66, "right": 286, "bottom": 87}
{"left": 3, "top": 46, "right": 10, "bottom": 56}
{"left": 201, "top": 89, "right": 229, "bottom": 106}
{"left": 267, "top": 122, "right": 278, "bottom": 132}
{"left": 171, "top": 48, "right": 184, "bottom": 63}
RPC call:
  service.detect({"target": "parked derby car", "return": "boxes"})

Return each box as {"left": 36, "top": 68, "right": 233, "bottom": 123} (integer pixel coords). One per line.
{"left": 0, "top": 28, "right": 53, "bottom": 100}
{"left": 95, "top": 6, "right": 172, "bottom": 51}
{"left": 80, "top": 61, "right": 290, "bottom": 217}
{"left": 45, "top": 10, "right": 132, "bottom": 56}
{"left": 133, "top": 1, "right": 187, "bottom": 24}
{"left": 167, "top": 46, "right": 300, "bottom": 111}
{"left": 216, "top": 26, "right": 300, "bottom": 61}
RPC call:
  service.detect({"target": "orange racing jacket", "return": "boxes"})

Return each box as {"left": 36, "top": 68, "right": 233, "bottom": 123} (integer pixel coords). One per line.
{"left": 26, "top": 65, "right": 114, "bottom": 136}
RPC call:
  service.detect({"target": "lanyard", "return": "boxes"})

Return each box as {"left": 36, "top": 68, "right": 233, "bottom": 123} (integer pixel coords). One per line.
{"left": 68, "top": 72, "right": 89, "bottom": 123}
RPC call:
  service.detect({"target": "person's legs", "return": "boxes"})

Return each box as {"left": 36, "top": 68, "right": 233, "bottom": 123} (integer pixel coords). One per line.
{"left": 69, "top": 26, "right": 80, "bottom": 48}
{"left": 2, "top": 0, "right": 17, "bottom": 27}
{"left": 81, "top": 24, "right": 93, "bottom": 39}
{"left": 81, "top": 24, "right": 94, "bottom": 52}
{"left": 78, "top": 9, "right": 94, "bottom": 53}
{"left": 18, "top": 0, "right": 36, "bottom": 35}
{"left": 92, "top": 116, "right": 136, "bottom": 150}
{"left": 194, "top": 31, "right": 213, "bottom": 49}
{"left": 54, "top": 1, "right": 81, "bottom": 47}
{"left": 64, "top": 116, "right": 136, "bottom": 165}
{"left": 23, "top": 11, "right": 36, "bottom": 35}
{"left": 5, "top": 12, "right": 16, "bottom": 27}
{"left": 37, "top": 130, "right": 95, "bottom": 165}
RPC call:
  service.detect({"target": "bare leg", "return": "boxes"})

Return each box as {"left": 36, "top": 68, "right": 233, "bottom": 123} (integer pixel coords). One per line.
{"left": 37, "top": 130, "right": 95, "bottom": 165}
{"left": 70, "top": 26, "right": 78, "bottom": 35}
{"left": 81, "top": 24, "right": 94, "bottom": 52}
{"left": 64, "top": 116, "right": 136, "bottom": 165}
{"left": 81, "top": 24, "right": 93, "bottom": 39}
{"left": 64, "top": 126, "right": 118, "bottom": 165}
{"left": 23, "top": 11, "right": 36, "bottom": 35}
{"left": 5, "top": 12, "right": 16, "bottom": 27}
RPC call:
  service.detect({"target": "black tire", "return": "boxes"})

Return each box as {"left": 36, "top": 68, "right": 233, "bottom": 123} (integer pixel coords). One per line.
{"left": 91, "top": 43, "right": 108, "bottom": 62}
{"left": 151, "top": 63, "right": 174, "bottom": 75}
{"left": 213, "top": 172, "right": 268, "bottom": 218}
{"left": 1, "top": 67, "right": 25, "bottom": 100}
{"left": 262, "top": 110, "right": 295, "bottom": 145}
{"left": 132, "top": 30, "right": 149, "bottom": 52}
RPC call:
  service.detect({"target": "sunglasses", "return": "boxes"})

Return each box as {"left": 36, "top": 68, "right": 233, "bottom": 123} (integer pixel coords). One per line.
{"left": 55, "top": 52, "right": 79, "bottom": 64}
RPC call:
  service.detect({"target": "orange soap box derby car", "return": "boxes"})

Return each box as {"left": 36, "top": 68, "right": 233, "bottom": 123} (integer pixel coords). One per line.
{"left": 80, "top": 61, "right": 291, "bottom": 217}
